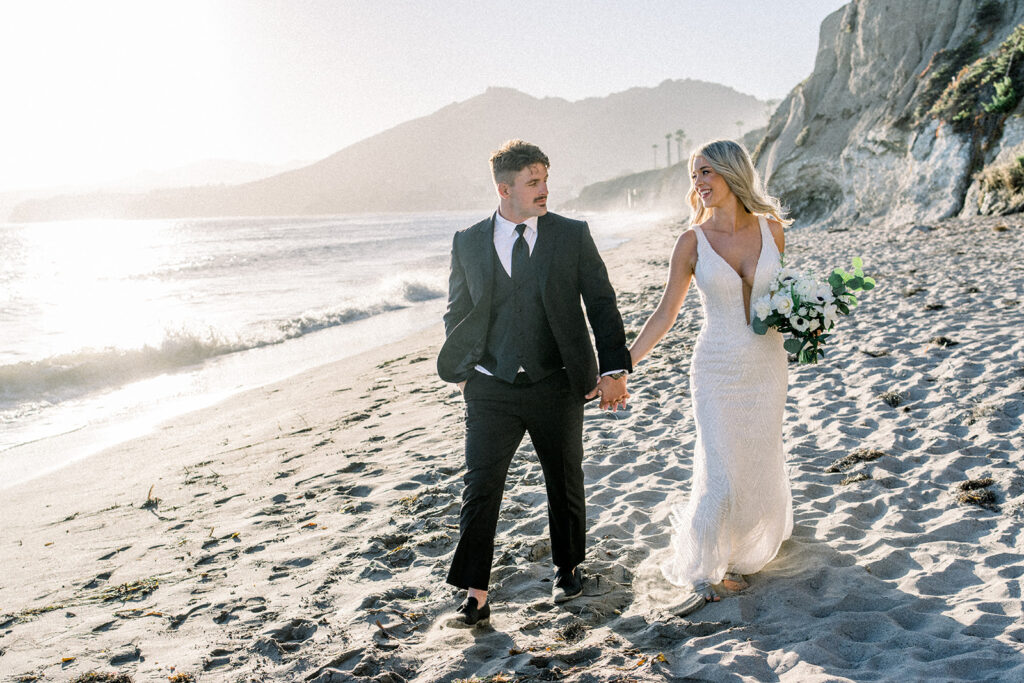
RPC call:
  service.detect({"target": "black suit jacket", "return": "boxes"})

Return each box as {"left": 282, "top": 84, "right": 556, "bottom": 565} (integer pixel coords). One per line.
{"left": 437, "top": 211, "right": 631, "bottom": 398}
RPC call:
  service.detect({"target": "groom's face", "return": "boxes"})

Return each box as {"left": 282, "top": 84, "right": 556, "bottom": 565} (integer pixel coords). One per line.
{"left": 501, "top": 163, "right": 549, "bottom": 220}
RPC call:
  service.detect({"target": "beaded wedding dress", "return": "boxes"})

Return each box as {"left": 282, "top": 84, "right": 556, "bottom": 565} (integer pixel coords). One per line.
{"left": 661, "top": 216, "right": 793, "bottom": 589}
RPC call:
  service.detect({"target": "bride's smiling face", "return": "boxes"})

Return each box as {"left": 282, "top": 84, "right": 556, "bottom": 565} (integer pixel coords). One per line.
{"left": 691, "top": 155, "right": 733, "bottom": 209}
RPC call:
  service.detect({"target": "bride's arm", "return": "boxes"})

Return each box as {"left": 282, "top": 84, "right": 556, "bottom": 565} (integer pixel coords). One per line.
{"left": 629, "top": 230, "right": 698, "bottom": 366}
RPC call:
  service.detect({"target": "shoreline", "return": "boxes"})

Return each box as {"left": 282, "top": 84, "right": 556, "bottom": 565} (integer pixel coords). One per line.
{"left": 0, "top": 302, "right": 445, "bottom": 491}
{"left": 2, "top": 214, "right": 1023, "bottom": 681}
{"left": 0, "top": 210, "right": 664, "bottom": 492}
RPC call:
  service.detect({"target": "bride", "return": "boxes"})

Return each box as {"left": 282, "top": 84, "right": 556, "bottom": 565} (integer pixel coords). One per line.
{"left": 629, "top": 139, "right": 793, "bottom": 613}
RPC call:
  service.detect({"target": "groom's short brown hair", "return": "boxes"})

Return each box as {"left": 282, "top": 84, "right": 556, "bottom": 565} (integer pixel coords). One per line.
{"left": 490, "top": 139, "right": 550, "bottom": 185}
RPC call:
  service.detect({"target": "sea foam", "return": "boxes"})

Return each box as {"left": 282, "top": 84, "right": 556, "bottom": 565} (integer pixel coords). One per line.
{"left": 0, "top": 276, "right": 444, "bottom": 408}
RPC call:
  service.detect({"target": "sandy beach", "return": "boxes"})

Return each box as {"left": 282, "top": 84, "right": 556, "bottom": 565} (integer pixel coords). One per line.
{"left": 2, "top": 214, "right": 1023, "bottom": 682}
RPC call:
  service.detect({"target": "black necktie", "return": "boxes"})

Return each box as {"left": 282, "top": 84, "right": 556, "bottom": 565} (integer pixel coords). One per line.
{"left": 512, "top": 224, "right": 529, "bottom": 280}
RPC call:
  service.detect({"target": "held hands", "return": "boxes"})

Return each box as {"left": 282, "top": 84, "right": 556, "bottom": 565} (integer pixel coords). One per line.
{"left": 585, "top": 373, "right": 629, "bottom": 411}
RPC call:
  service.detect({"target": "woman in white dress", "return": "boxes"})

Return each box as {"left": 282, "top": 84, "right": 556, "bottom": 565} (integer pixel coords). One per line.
{"left": 629, "top": 140, "right": 793, "bottom": 611}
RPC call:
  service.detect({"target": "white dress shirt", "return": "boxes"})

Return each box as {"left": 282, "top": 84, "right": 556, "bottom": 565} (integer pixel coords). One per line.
{"left": 473, "top": 209, "right": 624, "bottom": 381}
{"left": 493, "top": 210, "right": 537, "bottom": 277}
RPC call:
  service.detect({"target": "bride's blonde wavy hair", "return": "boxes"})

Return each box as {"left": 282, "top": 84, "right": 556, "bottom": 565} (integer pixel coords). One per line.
{"left": 687, "top": 139, "right": 792, "bottom": 227}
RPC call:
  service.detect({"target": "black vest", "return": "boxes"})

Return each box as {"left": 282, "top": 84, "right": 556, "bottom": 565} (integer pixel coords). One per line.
{"left": 479, "top": 247, "right": 562, "bottom": 383}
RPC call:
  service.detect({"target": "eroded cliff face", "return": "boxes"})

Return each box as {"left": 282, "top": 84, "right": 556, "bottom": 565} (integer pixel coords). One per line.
{"left": 756, "top": 0, "right": 1024, "bottom": 226}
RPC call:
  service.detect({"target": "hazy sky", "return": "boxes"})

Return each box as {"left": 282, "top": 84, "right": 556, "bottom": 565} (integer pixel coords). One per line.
{"left": 0, "top": 0, "right": 848, "bottom": 192}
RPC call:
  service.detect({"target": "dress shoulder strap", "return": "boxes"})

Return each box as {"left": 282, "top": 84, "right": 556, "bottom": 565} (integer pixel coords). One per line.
{"left": 691, "top": 225, "right": 710, "bottom": 264}
{"left": 692, "top": 225, "right": 708, "bottom": 249}
{"left": 757, "top": 215, "right": 779, "bottom": 257}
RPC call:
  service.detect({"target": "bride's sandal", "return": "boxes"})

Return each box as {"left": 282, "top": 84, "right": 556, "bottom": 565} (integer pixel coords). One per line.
{"left": 669, "top": 581, "right": 719, "bottom": 617}
{"left": 722, "top": 572, "right": 749, "bottom": 591}
{"left": 696, "top": 581, "right": 720, "bottom": 603}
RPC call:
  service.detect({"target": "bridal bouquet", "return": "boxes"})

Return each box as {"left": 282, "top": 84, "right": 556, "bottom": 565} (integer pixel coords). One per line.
{"left": 752, "top": 257, "right": 876, "bottom": 364}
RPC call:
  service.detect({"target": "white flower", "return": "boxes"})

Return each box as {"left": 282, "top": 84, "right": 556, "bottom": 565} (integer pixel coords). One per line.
{"left": 778, "top": 266, "right": 800, "bottom": 284}
{"left": 791, "top": 316, "right": 809, "bottom": 332}
{"left": 808, "top": 318, "right": 821, "bottom": 332}
{"left": 798, "top": 307, "right": 808, "bottom": 317}
{"left": 753, "top": 297, "right": 772, "bottom": 320}
{"left": 772, "top": 294, "right": 794, "bottom": 316}
{"left": 822, "top": 303, "right": 839, "bottom": 329}
{"left": 795, "top": 278, "right": 817, "bottom": 299}
{"left": 816, "top": 284, "right": 835, "bottom": 303}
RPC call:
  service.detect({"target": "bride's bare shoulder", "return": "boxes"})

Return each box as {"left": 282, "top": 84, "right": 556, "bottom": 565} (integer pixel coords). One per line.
{"left": 674, "top": 227, "right": 699, "bottom": 250}
{"left": 671, "top": 228, "right": 699, "bottom": 270}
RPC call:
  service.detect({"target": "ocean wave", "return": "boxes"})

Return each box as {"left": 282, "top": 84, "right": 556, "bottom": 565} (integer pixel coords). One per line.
{"left": 397, "top": 280, "right": 445, "bottom": 303}
{"left": 0, "top": 277, "right": 444, "bottom": 407}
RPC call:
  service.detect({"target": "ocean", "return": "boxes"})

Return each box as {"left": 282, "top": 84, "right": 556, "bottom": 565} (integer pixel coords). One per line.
{"left": 0, "top": 210, "right": 658, "bottom": 487}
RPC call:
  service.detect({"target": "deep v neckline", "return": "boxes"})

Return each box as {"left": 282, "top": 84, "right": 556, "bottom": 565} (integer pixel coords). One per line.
{"left": 696, "top": 219, "right": 766, "bottom": 326}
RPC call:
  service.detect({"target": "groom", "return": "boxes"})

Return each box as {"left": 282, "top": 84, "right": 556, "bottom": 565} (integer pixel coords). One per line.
{"left": 437, "top": 139, "right": 631, "bottom": 626}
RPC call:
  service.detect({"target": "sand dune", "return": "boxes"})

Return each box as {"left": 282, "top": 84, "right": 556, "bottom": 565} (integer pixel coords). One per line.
{"left": 1, "top": 215, "right": 1022, "bottom": 682}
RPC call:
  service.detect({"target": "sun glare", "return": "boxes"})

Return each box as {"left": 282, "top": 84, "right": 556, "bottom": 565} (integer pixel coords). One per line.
{"left": 0, "top": 2, "right": 232, "bottom": 189}
{"left": 18, "top": 220, "right": 179, "bottom": 357}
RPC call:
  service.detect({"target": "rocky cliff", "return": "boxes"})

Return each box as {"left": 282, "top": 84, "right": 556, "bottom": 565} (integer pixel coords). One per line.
{"left": 567, "top": 0, "right": 1024, "bottom": 225}
{"left": 756, "top": 0, "right": 1024, "bottom": 226}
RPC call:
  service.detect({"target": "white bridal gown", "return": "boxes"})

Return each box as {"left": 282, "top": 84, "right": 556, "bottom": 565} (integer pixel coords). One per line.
{"left": 661, "top": 215, "right": 793, "bottom": 589}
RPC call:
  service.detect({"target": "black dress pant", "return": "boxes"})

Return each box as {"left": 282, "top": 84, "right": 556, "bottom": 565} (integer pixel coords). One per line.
{"left": 446, "top": 369, "right": 586, "bottom": 590}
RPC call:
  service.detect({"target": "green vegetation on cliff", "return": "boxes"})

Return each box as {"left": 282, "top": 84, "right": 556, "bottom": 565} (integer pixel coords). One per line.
{"left": 928, "top": 23, "right": 1024, "bottom": 130}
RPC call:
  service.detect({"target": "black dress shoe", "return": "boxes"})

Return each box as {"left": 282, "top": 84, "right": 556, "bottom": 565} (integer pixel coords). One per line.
{"left": 552, "top": 566, "right": 583, "bottom": 603}
{"left": 446, "top": 596, "right": 490, "bottom": 628}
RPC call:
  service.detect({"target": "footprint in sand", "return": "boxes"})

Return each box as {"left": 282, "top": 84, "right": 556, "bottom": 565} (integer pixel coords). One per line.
{"left": 97, "top": 545, "right": 131, "bottom": 561}
{"left": 81, "top": 571, "right": 112, "bottom": 589}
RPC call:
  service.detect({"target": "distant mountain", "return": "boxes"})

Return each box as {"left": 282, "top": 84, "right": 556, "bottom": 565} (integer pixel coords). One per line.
{"left": 11, "top": 80, "right": 767, "bottom": 222}
{"left": 0, "top": 158, "right": 308, "bottom": 223}
{"left": 113, "top": 158, "right": 311, "bottom": 192}
{"left": 564, "top": 126, "right": 767, "bottom": 214}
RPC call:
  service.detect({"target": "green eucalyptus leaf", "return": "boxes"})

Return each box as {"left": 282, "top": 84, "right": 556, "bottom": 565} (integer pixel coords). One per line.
{"left": 784, "top": 338, "right": 803, "bottom": 354}
{"left": 847, "top": 276, "right": 864, "bottom": 290}
{"left": 752, "top": 317, "right": 768, "bottom": 335}
{"left": 852, "top": 256, "right": 864, "bottom": 275}
{"left": 828, "top": 272, "right": 845, "bottom": 290}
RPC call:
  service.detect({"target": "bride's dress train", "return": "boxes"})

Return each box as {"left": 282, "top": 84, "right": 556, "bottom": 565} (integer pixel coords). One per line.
{"left": 661, "top": 216, "right": 793, "bottom": 588}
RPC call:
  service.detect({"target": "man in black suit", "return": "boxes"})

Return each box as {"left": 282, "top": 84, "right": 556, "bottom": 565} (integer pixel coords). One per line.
{"left": 437, "top": 139, "right": 631, "bottom": 627}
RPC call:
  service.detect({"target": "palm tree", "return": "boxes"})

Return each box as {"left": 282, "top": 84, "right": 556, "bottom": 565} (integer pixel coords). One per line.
{"left": 652, "top": 143, "right": 658, "bottom": 168}
{"left": 674, "top": 129, "right": 686, "bottom": 164}
{"left": 665, "top": 133, "right": 672, "bottom": 166}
